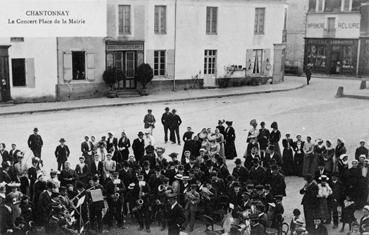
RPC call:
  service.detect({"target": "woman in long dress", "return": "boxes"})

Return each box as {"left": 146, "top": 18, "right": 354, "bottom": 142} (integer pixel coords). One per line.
{"left": 215, "top": 128, "right": 225, "bottom": 159}
{"left": 269, "top": 122, "right": 281, "bottom": 156}
{"left": 317, "top": 176, "right": 332, "bottom": 222}
{"left": 282, "top": 134, "right": 294, "bottom": 176}
{"left": 323, "top": 140, "right": 334, "bottom": 173}
{"left": 208, "top": 134, "right": 220, "bottom": 160}
{"left": 225, "top": 121, "right": 237, "bottom": 159}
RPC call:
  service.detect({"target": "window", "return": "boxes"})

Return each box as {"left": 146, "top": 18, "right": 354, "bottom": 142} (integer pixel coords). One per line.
{"left": 72, "top": 51, "right": 85, "bottom": 80}
{"left": 206, "top": 7, "right": 217, "bottom": 34}
{"left": 254, "top": 8, "right": 265, "bottom": 35}
{"left": 119, "top": 5, "right": 131, "bottom": 35}
{"left": 204, "top": 50, "right": 217, "bottom": 75}
{"left": 317, "top": 0, "right": 325, "bottom": 12}
{"left": 154, "top": 50, "right": 166, "bottom": 76}
{"left": 252, "top": 50, "right": 263, "bottom": 74}
{"left": 12, "top": 59, "right": 26, "bottom": 86}
{"left": 10, "top": 37, "right": 24, "bottom": 42}
{"left": 309, "top": 0, "right": 317, "bottom": 11}
{"left": 155, "top": 6, "right": 166, "bottom": 34}
{"left": 352, "top": 0, "right": 361, "bottom": 11}
{"left": 342, "top": 0, "right": 351, "bottom": 11}
{"left": 325, "top": 0, "right": 341, "bottom": 12}
{"left": 327, "top": 17, "right": 336, "bottom": 33}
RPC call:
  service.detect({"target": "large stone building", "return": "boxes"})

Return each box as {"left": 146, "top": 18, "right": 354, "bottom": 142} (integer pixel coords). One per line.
{"left": 304, "top": 0, "right": 361, "bottom": 75}
{"left": 0, "top": 0, "right": 288, "bottom": 102}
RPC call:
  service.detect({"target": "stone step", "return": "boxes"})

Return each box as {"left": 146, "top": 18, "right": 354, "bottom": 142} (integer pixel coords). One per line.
{"left": 107, "top": 90, "right": 139, "bottom": 98}
{"left": 0, "top": 100, "right": 14, "bottom": 107}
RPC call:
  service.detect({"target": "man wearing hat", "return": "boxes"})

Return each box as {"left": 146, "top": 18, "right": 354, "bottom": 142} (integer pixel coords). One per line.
{"left": 27, "top": 127, "right": 43, "bottom": 158}
{"left": 356, "top": 140, "right": 369, "bottom": 161}
{"left": 166, "top": 192, "right": 185, "bottom": 235}
{"left": 161, "top": 107, "right": 172, "bottom": 143}
{"left": 81, "top": 136, "right": 93, "bottom": 167}
{"left": 232, "top": 158, "right": 249, "bottom": 183}
{"left": 37, "top": 181, "right": 54, "bottom": 227}
{"left": 300, "top": 174, "right": 319, "bottom": 232}
{"left": 144, "top": 109, "right": 156, "bottom": 135}
{"left": 169, "top": 109, "right": 182, "bottom": 145}
{"left": 0, "top": 194, "right": 15, "bottom": 234}
{"left": 250, "top": 213, "right": 265, "bottom": 235}
{"left": 54, "top": 138, "right": 70, "bottom": 171}
{"left": 258, "top": 121, "right": 270, "bottom": 158}
{"left": 107, "top": 132, "right": 118, "bottom": 151}
{"left": 132, "top": 131, "right": 145, "bottom": 163}
{"left": 104, "top": 172, "right": 124, "bottom": 229}
{"left": 183, "top": 183, "right": 200, "bottom": 232}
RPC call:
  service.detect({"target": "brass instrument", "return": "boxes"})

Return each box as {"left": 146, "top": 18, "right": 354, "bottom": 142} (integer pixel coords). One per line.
{"left": 158, "top": 184, "right": 168, "bottom": 192}
{"left": 132, "top": 180, "right": 145, "bottom": 212}
{"left": 113, "top": 179, "right": 122, "bottom": 202}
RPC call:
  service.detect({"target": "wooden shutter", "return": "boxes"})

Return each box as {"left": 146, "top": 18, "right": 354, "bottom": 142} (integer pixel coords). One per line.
{"left": 246, "top": 49, "right": 253, "bottom": 75}
{"left": 146, "top": 50, "right": 154, "bottom": 69}
{"left": 154, "top": 6, "right": 159, "bottom": 33}
{"left": 212, "top": 7, "right": 217, "bottom": 34}
{"left": 206, "top": 7, "right": 211, "bottom": 33}
{"left": 262, "top": 49, "right": 271, "bottom": 76}
{"left": 63, "top": 52, "right": 72, "bottom": 82}
{"left": 86, "top": 53, "right": 95, "bottom": 81}
{"left": 161, "top": 6, "right": 166, "bottom": 33}
{"left": 166, "top": 49, "right": 175, "bottom": 79}
{"left": 26, "top": 58, "right": 35, "bottom": 88}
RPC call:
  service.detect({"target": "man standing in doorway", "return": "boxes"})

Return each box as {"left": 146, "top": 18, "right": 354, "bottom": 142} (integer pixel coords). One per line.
{"left": 27, "top": 127, "right": 43, "bottom": 159}
{"left": 161, "top": 107, "right": 172, "bottom": 143}
{"left": 144, "top": 109, "right": 156, "bottom": 135}
{"left": 169, "top": 109, "right": 182, "bottom": 145}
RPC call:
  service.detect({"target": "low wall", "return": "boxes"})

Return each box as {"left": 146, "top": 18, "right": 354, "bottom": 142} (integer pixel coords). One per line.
{"left": 145, "top": 79, "right": 204, "bottom": 93}
{"left": 216, "top": 76, "right": 272, "bottom": 88}
{"left": 56, "top": 83, "right": 109, "bottom": 101}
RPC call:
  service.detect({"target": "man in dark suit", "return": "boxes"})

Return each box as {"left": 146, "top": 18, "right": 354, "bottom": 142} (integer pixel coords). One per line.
{"left": 232, "top": 158, "right": 249, "bottom": 183}
{"left": 38, "top": 181, "right": 54, "bottom": 228}
{"left": 169, "top": 109, "right": 182, "bottom": 145}
{"left": 81, "top": 136, "right": 93, "bottom": 167}
{"left": 264, "top": 165, "right": 286, "bottom": 197}
{"left": 250, "top": 159, "right": 265, "bottom": 185}
{"left": 264, "top": 145, "right": 282, "bottom": 169}
{"left": 300, "top": 174, "right": 319, "bottom": 232}
{"left": 167, "top": 193, "right": 185, "bottom": 235}
{"left": 54, "top": 138, "right": 70, "bottom": 171}
{"left": 0, "top": 143, "right": 10, "bottom": 164}
{"left": 132, "top": 132, "right": 145, "bottom": 163}
{"left": 9, "top": 144, "right": 20, "bottom": 164}
{"left": 258, "top": 121, "right": 270, "bottom": 158}
{"left": 161, "top": 107, "right": 172, "bottom": 143}
{"left": 90, "top": 154, "right": 103, "bottom": 179}
{"left": 107, "top": 132, "right": 118, "bottom": 151}
{"left": 27, "top": 127, "right": 43, "bottom": 158}
{"left": 355, "top": 140, "right": 369, "bottom": 160}
{"left": 0, "top": 194, "right": 14, "bottom": 234}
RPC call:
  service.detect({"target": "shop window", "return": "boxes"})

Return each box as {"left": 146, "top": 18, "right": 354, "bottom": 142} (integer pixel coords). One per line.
{"left": 206, "top": 7, "right": 218, "bottom": 35}
{"left": 204, "top": 50, "right": 217, "bottom": 75}
{"left": 119, "top": 5, "right": 131, "bottom": 35}
{"left": 72, "top": 51, "right": 85, "bottom": 80}
{"left": 252, "top": 49, "right": 263, "bottom": 74}
{"left": 307, "top": 45, "right": 327, "bottom": 69}
{"left": 342, "top": 45, "right": 354, "bottom": 69}
{"left": 154, "top": 6, "right": 166, "bottom": 34}
{"left": 12, "top": 59, "right": 26, "bottom": 86}
{"left": 154, "top": 50, "right": 166, "bottom": 76}
{"left": 325, "top": 0, "right": 341, "bottom": 12}
{"left": 254, "top": 8, "right": 265, "bottom": 35}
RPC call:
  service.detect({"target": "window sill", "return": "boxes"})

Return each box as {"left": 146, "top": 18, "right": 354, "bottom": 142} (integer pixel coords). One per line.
{"left": 154, "top": 76, "right": 170, "bottom": 80}
{"left": 154, "top": 32, "right": 167, "bottom": 35}
{"left": 206, "top": 33, "right": 218, "bottom": 36}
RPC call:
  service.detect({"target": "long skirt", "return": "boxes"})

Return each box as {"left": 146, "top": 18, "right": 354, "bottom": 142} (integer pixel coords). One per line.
{"left": 294, "top": 152, "right": 304, "bottom": 177}
{"left": 282, "top": 148, "right": 294, "bottom": 176}
{"left": 225, "top": 141, "right": 237, "bottom": 159}
{"left": 318, "top": 198, "right": 330, "bottom": 221}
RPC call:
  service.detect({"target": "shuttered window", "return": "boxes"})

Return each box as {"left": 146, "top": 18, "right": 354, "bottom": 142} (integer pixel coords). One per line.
{"left": 154, "top": 6, "right": 166, "bottom": 34}
{"left": 254, "top": 8, "right": 265, "bottom": 35}
{"left": 206, "top": 7, "right": 217, "bottom": 34}
{"left": 252, "top": 49, "right": 263, "bottom": 74}
{"left": 72, "top": 51, "right": 85, "bottom": 80}
{"left": 119, "top": 5, "right": 131, "bottom": 35}
{"left": 154, "top": 50, "right": 166, "bottom": 76}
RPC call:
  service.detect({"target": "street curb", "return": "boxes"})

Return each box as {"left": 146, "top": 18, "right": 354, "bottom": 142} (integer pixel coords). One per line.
{"left": 0, "top": 83, "right": 306, "bottom": 116}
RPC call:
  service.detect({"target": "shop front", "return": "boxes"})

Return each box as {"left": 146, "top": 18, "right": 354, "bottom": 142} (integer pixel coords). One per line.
{"left": 0, "top": 46, "right": 11, "bottom": 102}
{"left": 305, "top": 38, "right": 358, "bottom": 75}
{"left": 105, "top": 40, "right": 144, "bottom": 89}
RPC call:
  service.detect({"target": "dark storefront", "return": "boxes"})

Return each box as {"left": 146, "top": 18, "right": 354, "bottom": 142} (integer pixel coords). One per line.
{"left": 305, "top": 38, "right": 358, "bottom": 75}
{"left": 105, "top": 40, "right": 144, "bottom": 89}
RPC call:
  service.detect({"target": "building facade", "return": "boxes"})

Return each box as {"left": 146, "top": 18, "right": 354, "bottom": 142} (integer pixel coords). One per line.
{"left": 0, "top": 37, "right": 57, "bottom": 102}
{"left": 305, "top": 0, "right": 361, "bottom": 75}
{"left": 285, "top": 0, "right": 309, "bottom": 75}
{"left": 0, "top": 0, "right": 288, "bottom": 102}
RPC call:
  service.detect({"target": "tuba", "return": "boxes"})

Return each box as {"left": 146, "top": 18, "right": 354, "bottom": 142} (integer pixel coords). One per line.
{"left": 158, "top": 184, "right": 168, "bottom": 192}
{"left": 132, "top": 180, "right": 145, "bottom": 212}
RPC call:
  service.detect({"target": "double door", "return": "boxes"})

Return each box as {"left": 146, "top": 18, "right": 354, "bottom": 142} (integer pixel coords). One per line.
{"left": 111, "top": 51, "right": 137, "bottom": 89}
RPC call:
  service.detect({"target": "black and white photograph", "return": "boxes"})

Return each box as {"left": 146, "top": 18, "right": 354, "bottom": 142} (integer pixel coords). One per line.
{"left": 2, "top": 0, "right": 369, "bottom": 234}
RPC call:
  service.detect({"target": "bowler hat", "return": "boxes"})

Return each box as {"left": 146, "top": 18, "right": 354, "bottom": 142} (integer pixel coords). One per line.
{"left": 59, "top": 138, "right": 66, "bottom": 143}
{"left": 33, "top": 127, "right": 38, "bottom": 132}
{"left": 169, "top": 152, "right": 179, "bottom": 158}
{"left": 138, "top": 131, "right": 144, "bottom": 136}
{"left": 165, "top": 107, "right": 169, "bottom": 111}
{"left": 234, "top": 158, "right": 242, "bottom": 165}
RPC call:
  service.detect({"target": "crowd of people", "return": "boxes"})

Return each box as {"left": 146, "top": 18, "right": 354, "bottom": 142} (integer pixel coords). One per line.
{"left": 0, "top": 107, "right": 369, "bottom": 235}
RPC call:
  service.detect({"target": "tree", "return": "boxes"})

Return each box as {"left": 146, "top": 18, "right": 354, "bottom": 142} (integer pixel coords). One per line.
{"left": 135, "top": 63, "right": 153, "bottom": 89}
{"left": 103, "top": 67, "right": 125, "bottom": 90}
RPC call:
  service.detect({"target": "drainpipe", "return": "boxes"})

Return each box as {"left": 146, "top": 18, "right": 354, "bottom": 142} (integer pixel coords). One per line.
{"left": 173, "top": 0, "right": 177, "bottom": 91}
